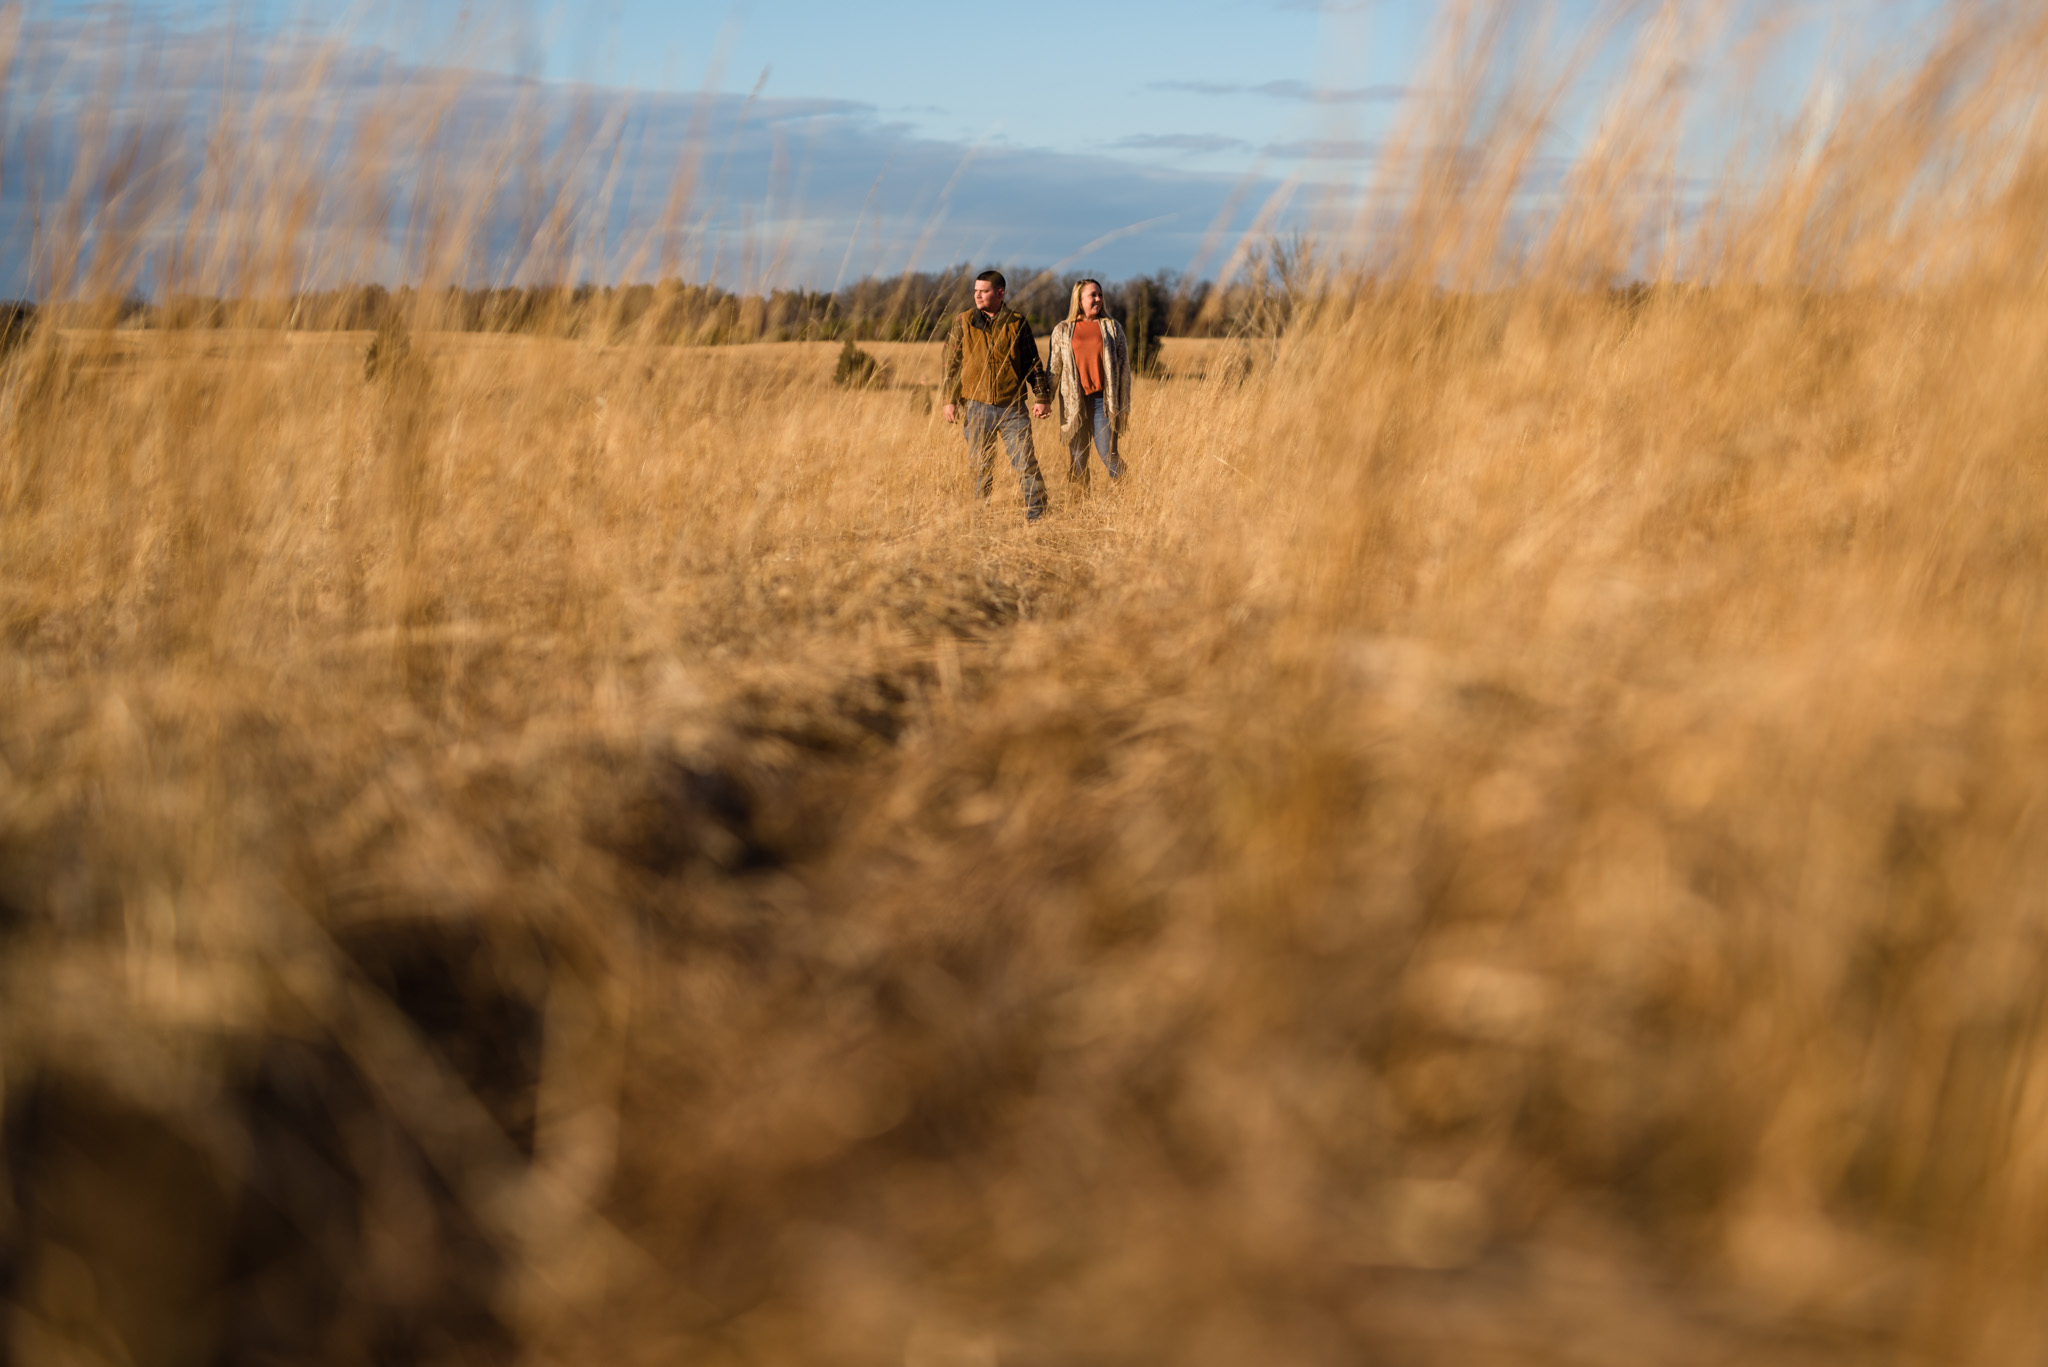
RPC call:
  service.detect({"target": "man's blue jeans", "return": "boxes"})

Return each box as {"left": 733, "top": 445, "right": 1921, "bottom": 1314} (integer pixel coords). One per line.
{"left": 961, "top": 398, "right": 1048, "bottom": 519}
{"left": 1067, "top": 390, "right": 1124, "bottom": 485}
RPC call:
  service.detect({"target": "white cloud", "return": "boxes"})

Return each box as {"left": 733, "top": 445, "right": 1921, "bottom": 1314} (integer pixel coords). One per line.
{"left": 1149, "top": 79, "right": 1409, "bottom": 104}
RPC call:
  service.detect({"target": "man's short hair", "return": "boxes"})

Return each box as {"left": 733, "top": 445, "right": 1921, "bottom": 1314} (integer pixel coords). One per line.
{"left": 974, "top": 269, "right": 1006, "bottom": 291}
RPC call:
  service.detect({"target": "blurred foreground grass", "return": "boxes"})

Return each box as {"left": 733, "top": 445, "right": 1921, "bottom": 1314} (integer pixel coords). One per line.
{"left": 7, "top": 288, "right": 2048, "bottom": 1365}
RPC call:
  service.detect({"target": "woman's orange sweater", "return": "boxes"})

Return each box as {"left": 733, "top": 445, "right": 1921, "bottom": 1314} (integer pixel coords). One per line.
{"left": 1072, "top": 319, "right": 1104, "bottom": 395}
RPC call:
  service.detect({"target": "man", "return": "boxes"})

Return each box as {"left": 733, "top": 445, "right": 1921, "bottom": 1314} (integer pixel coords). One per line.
{"left": 941, "top": 270, "right": 1053, "bottom": 521}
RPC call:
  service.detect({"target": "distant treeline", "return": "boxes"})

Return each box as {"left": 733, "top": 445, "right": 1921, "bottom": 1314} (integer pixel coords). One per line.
{"left": 0, "top": 239, "right": 1365, "bottom": 368}
{"left": 184, "top": 268, "right": 1237, "bottom": 360}
{"left": 13, "top": 244, "right": 1326, "bottom": 364}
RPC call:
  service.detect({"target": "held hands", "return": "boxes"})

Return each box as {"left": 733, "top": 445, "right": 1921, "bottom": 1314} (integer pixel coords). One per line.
{"left": 940, "top": 401, "right": 1048, "bottom": 421}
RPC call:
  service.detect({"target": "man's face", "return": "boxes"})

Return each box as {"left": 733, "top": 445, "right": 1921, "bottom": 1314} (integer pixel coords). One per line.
{"left": 1080, "top": 283, "right": 1103, "bottom": 319}
{"left": 974, "top": 279, "right": 1003, "bottom": 313}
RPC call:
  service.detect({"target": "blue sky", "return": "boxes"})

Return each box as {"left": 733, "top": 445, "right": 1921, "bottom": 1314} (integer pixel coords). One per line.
{"left": 274, "top": 0, "right": 1436, "bottom": 174}
{"left": 5, "top": 1, "right": 1956, "bottom": 293}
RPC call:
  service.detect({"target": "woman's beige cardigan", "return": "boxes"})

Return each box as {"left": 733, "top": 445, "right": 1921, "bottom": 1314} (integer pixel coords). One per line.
{"left": 1045, "top": 316, "right": 1131, "bottom": 445}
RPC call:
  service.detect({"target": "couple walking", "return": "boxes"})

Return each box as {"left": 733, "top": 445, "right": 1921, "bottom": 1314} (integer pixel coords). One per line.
{"left": 939, "top": 270, "right": 1129, "bottom": 522}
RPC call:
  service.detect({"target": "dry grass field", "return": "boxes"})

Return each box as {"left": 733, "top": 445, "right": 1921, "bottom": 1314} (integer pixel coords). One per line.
{"left": 16, "top": 5, "right": 2048, "bottom": 1365}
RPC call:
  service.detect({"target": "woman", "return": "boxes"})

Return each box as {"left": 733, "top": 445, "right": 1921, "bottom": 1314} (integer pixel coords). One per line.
{"left": 1046, "top": 278, "right": 1130, "bottom": 486}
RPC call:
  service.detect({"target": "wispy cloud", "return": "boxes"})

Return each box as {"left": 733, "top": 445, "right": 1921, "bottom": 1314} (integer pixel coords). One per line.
{"left": 1263, "top": 138, "right": 1381, "bottom": 162}
{"left": 1149, "top": 79, "right": 1408, "bottom": 104}
{"left": 1115, "top": 133, "right": 1252, "bottom": 155}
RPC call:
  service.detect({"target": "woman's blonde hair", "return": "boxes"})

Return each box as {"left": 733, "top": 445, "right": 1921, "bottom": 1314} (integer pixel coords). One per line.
{"left": 1066, "top": 278, "right": 1105, "bottom": 324}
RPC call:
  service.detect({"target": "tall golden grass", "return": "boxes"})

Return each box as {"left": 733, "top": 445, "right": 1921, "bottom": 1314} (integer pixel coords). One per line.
{"left": 13, "top": 2, "right": 2048, "bottom": 1363}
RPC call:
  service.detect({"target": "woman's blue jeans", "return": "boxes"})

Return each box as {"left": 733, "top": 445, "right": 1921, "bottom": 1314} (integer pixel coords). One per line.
{"left": 1067, "top": 390, "right": 1123, "bottom": 484}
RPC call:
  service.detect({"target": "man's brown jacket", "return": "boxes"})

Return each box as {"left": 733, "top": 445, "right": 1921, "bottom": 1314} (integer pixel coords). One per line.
{"left": 941, "top": 305, "right": 1052, "bottom": 408}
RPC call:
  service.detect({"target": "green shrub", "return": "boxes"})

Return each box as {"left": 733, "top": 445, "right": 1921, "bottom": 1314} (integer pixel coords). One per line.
{"left": 0, "top": 301, "right": 35, "bottom": 359}
{"left": 832, "top": 338, "right": 884, "bottom": 389}
{"left": 363, "top": 316, "right": 414, "bottom": 382}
